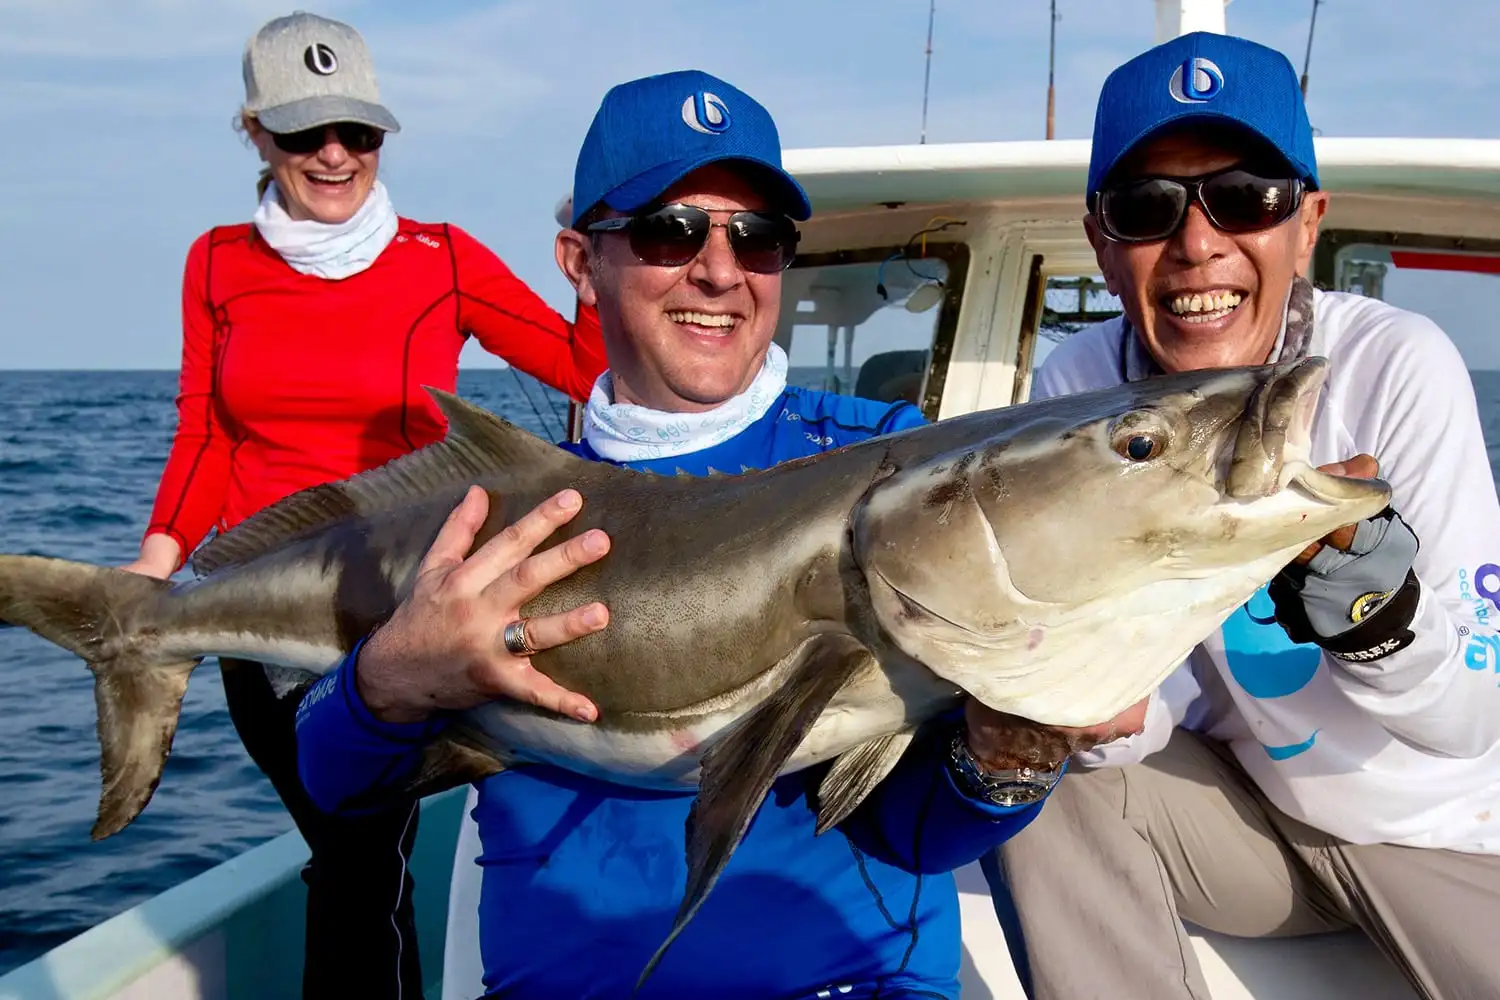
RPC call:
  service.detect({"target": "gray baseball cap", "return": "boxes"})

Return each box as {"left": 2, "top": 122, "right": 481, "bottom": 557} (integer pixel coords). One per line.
{"left": 242, "top": 11, "right": 400, "bottom": 135}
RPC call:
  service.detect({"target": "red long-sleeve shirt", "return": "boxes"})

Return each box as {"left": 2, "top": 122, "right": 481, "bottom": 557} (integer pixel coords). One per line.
{"left": 145, "top": 220, "right": 605, "bottom": 564}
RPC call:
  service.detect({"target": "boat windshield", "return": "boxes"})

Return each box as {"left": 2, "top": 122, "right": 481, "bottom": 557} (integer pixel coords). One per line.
{"left": 773, "top": 242, "right": 968, "bottom": 417}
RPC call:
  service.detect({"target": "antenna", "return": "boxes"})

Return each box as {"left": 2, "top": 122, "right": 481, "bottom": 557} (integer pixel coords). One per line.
{"left": 1045, "top": 0, "right": 1059, "bottom": 139}
{"left": 1300, "top": 0, "right": 1323, "bottom": 98}
{"left": 920, "top": 0, "right": 936, "bottom": 143}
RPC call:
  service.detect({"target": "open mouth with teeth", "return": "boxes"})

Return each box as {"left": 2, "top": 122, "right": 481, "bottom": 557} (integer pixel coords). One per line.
{"left": 1161, "top": 289, "right": 1245, "bottom": 324}
{"left": 305, "top": 171, "right": 356, "bottom": 190}
{"left": 667, "top": 310, "right": 738, "bottom": 336}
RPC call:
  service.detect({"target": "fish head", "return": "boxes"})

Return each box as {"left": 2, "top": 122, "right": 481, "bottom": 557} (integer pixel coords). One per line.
{"left": 852, "top": 356, "right": 1392, "bottom": 728}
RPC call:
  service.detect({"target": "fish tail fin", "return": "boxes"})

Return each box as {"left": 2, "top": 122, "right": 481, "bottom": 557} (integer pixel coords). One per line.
{"left": 0, "top": 555, "right": 199, "bottom": 839}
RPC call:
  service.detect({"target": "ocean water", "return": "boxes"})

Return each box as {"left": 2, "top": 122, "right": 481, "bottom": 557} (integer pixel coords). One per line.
{"left": 0, "top": 368, "right": 576, "bottom": 975}
{"left": 0, "top": 365, "right": 834, "bottom": 976}
{"left": 2, "top": 364, "right": 1500, "bottom": 976}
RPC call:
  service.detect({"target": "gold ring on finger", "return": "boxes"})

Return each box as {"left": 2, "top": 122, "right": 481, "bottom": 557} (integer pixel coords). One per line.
{"left": 503, "top": 618, "right": 537, "bottom": 657}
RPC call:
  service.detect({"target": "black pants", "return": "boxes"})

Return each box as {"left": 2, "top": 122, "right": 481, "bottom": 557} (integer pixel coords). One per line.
{"left": 220, "top": 657, "right": 425, "bottom": 1000}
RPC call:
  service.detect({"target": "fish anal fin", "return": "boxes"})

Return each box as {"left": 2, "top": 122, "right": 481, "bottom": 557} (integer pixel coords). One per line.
{"left": 338, "top": 726, "right": 510, "bottom": 813}
{"left": 814, "top": 729, "right": 917, "bottom": 835}
{"left": 634, "top": 635, "right": 873, "bottom": 992}
{"left": 193, "top": 390, "right": 610, "bottom": 575}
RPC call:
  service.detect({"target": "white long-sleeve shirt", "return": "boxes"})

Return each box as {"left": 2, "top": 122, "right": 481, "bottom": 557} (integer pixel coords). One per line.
{"left": 1039, "top": 288, "right": 1500, "bottom": 853}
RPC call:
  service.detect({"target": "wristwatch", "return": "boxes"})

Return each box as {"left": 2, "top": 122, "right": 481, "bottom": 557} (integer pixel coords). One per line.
{"left": 947, "top": 729, "right": 1065, "bottom": 807}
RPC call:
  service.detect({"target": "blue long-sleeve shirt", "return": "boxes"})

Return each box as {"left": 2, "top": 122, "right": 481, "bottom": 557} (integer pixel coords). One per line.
{"left": 296, "top": 386, "right": 1049, "bottom": 999}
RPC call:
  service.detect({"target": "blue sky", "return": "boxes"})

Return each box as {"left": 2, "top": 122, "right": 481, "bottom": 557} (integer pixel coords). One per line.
{"left": 2, "top": 0, "right": 1498, "bottom": 370}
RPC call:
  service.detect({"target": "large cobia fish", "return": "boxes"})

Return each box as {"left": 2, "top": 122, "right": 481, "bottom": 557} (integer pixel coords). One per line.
{"left": 1, "top": 356, "right": 1389, "bottom": 988}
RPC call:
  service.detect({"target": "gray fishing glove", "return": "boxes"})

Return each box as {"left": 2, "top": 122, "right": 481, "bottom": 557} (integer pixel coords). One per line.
{"left": 1268, "top": 506, "right": 1421, "bottom": 664}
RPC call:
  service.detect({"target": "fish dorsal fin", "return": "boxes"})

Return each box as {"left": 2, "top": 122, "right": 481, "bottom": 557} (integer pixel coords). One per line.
{"left": 424, "top": 388, "right": 586, "bottom": 476}
{"left": 190, "top": 484, "right": 358, "bottom": 575}
{"left": 192, "top": 388, "right": 599, "bottom": 575}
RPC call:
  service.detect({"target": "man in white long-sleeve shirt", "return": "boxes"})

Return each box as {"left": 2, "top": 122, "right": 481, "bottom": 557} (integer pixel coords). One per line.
{"left": 989, "top": 31, "right": 1500, "bottom": 1000}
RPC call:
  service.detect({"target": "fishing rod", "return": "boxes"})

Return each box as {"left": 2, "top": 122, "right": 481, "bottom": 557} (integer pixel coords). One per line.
{"left": 1301, "top": 0, "right": 1323, "bottom": 98}
{"left": 920, "top": 0, "right": 936, "bottom": 143}
{"left": 1046, "top": 0, "right": 1059, "bottom": 139}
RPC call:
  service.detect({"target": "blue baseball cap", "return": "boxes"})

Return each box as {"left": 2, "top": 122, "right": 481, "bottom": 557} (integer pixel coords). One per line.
{"left": 570, "top": 69, "right": 812, "bottom": 228}
{"left": 1087, "top": 32, "right": 1318, "bottom": 200}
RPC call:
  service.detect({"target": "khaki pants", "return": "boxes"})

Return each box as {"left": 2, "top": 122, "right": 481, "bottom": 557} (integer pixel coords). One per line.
{"left": 990, "top": 729, "right": 1500, "bottom": 1000}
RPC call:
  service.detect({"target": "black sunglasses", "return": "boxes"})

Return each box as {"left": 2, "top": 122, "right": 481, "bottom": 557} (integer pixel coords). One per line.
{"left": 586, "top": 204, "right": 800, "bottom": 274}
{"left": 270, "top": 122, "right": 385, "bottom": 155}
{"left": 1092, "top": 165, "right": 1305, "bottom": 243}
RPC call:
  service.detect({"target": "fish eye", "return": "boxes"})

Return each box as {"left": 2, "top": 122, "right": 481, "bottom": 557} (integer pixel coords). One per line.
{"left": 1126, "top": 435, "right": 1159, "bottom": 461}
{"left": 1109, "top": 412, "right": 1169, "bottom": 462}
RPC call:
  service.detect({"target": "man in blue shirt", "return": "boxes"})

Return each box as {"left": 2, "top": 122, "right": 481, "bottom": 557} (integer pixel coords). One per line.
{"left": 295, "top": 69, "right": 1147, "bottom": 999}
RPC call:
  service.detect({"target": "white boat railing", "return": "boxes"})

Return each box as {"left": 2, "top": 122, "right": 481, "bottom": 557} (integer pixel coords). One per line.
{"left": 0, "top": 790, "right": 468, "bottom": 1000}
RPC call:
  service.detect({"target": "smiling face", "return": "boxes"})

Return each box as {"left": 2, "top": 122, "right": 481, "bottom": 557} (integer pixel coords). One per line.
{"left": 1086, "top": 124, "right": 1328, "bottom": 373}
{"left": 555, "top": 163, "right": 785, "bottom": 413}
{"left": 247, "top": 118, "right": 381, "bottom": 224}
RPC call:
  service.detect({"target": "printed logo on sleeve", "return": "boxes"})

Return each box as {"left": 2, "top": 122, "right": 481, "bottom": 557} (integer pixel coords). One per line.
{"left": 294, "top": 672, "right": 339, "bottom": 728}
{"left": 1461, "top": 566, "right": 1500, "bottom": 681}
{"left": 393, "top": 233, "right": 443, "bottom": 250}
{"left": 1457, "top": 563, "right": 1500, "bottom": 625}
{"left": 1331, "top": 636, "right": 1410, "bottom": 663}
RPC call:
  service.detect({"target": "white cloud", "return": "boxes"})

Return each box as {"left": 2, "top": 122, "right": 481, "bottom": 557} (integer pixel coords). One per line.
{"left": 0, "top": 0, "right": 362, "bottom": 58}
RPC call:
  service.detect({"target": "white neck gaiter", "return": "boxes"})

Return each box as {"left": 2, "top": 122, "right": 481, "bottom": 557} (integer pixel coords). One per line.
{"left": 252, "top": 179, "right": 399, "bottom": 280}
{"left": 582, "top": 343, "right": 790, "bottom": 462}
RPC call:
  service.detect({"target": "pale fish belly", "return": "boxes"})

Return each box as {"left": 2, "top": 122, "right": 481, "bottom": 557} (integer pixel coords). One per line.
{"left": 160, "top": 630, "right": 347, "bottom": 675}
{"left": 464, "top": 652, "right": 959, "bottom": 791}
{"left": 157, "top": 629, "right": 347, "bottom": 699}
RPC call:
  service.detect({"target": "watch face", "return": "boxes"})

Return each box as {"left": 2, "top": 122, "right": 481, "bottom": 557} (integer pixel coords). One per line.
{"left": 987, "top": 781, "right": 1052, "bottom": 806}
{"left": 947, "top": 730, "right": 1064, "bottom": 806}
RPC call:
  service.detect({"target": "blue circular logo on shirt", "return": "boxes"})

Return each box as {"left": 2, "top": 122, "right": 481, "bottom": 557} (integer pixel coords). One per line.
{"left": 1222, "top": 588, "right": 1322, "bottom": 699}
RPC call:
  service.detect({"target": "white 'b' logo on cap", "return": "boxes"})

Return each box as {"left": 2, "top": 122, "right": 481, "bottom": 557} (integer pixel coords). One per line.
{"left": 1168, "top": 57, "right": 1223, "bottom": 103}
{"left": 304, "top": 43, "right": 339, "bottom": 76}
{"left": 681, "top": 92, "right": 731, "bottom": 134}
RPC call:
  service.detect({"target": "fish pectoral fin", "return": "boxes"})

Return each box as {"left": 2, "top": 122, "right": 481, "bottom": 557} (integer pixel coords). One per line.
{"left": 814, "top": 729, "right": 917, "bottom": 835}
{"left": 634, "top": 635, "right": 873, "bottom": 993}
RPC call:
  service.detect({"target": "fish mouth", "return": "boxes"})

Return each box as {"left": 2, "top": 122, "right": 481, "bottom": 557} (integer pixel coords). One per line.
{"left": 1285, "top": 463, "right": 1390, "bottom": 504}
{"left": 1225, "top": 356, "right": 1326, "bottom": 500}
{"left": 1221, "top": 356, "right": 1391, "bottom": 509}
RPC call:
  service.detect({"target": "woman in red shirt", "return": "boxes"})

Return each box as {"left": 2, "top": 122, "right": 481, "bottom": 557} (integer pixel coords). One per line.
{"left": 122, "top": 13, "right": 604, "bottom": 999}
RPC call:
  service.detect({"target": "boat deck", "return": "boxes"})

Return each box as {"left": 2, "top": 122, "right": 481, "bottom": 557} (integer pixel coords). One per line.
{"left": 0, "top": 787, "right": 1419, "bottom": 1000}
